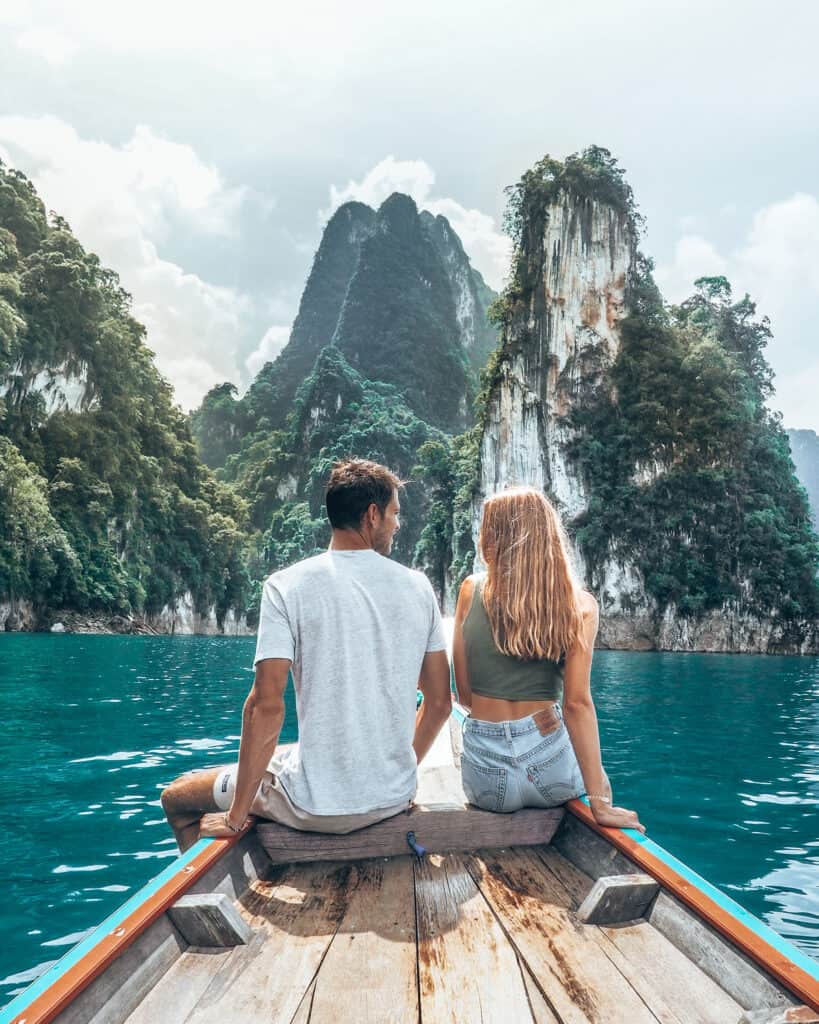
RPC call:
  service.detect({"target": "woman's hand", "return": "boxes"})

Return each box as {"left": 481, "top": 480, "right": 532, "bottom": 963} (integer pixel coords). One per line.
{"left": 589, "top": 801, "right": 645, "bottom": 834}
{"left": 198, "top": 811, "right": 255, "bottom": 839}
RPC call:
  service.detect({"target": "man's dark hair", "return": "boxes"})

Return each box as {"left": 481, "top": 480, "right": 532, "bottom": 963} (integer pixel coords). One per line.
{"left": 325, "top": 459, "right": 402, "bottom": 530}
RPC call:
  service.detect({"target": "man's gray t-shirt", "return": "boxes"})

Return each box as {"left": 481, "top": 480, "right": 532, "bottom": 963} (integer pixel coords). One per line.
{"left": 253, "top": 549, "right": 447, "bottom": 815}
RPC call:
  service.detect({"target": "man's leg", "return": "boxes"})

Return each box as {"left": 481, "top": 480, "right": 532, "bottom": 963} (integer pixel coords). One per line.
{"left": 160, "top": 767, "right": 224, "bottom": 852}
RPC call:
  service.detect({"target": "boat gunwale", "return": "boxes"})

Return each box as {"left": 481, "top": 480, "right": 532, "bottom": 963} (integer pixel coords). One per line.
{"left": 565, "top": 798, "right": 819, "bottom": 1011}
{"left": 450, "top": 700, "right": 819, "bottom": 1013}
{"left": 0, "top": 829, "right": 248, "bottom": 1024}
{"left": 5, "top": 704, "right": 819, "bottom": 1021}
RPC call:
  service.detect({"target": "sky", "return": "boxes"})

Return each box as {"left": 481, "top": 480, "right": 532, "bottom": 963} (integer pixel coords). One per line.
{"left": 1, "top": 0, "right": 818, "bottom": 427}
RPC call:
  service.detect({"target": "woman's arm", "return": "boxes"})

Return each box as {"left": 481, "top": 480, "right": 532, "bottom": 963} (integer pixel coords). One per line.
{"left": 452, "top": 577, "right": 474, "bottom": 710}
{"left": 562, "top": 592, "right": 645, "bottom": 833}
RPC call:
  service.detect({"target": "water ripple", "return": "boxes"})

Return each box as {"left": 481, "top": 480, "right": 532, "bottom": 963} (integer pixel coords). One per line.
{"left": 1, "top": 636, "right": 817, "bottom": 1011}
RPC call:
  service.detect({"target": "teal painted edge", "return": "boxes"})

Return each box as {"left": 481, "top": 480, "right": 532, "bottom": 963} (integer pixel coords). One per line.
{"left": 452, "top": 704, "right": 818, "bottom": 981}
{"left": 0, "top": 838, "right": 215, "bottom": 1023}
{"left": 451, "top": 703, "right": 468, "bottom": 725}
{"left": 582, "top": 797, "right": 819, "bottom": 979}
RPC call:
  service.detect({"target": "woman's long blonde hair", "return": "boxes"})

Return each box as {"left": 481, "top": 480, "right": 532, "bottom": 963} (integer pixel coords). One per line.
{"left": 479, "top": 487, "right": 585, "bottom": 661}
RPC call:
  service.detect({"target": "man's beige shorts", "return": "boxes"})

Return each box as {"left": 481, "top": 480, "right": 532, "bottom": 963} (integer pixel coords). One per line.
{"left": 212, "top": 763, "right": 410, "bottom": 835}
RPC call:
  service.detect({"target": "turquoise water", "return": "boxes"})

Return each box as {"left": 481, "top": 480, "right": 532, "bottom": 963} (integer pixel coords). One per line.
{"left": 0, "top": 637, "right": 818, "bottom": 1008}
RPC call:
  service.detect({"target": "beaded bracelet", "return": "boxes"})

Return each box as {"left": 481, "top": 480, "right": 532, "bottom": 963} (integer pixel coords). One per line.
{"left": 586, "top": 794, "right": 612, "bottom": 804}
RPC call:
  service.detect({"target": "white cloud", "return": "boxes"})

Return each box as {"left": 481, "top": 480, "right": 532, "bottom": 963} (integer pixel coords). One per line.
{"left": 654, "top": 235, "right": 728, "bottom": 303}
{"left": 773, "top": 362, "right": 819, "bottom": 432}
{"left": 0, "top": 116, "right": 258, "bottom": 410}
{"left": 245, "top": 324, "right": 290, "bottom": 378}
{"left": 16, "top": 27, "right": 78, "bottom": 64}
{"left": 735, "top": 193, "right": 819, "bottom": 327}
{"left": 323, "top": 155, "right": 512, "bottom": 291}
{"left": 656, "top": 193, "right": 819, "bottom": 430}
{"left": 323, "top": 156, "right": 436, "bottom": 221}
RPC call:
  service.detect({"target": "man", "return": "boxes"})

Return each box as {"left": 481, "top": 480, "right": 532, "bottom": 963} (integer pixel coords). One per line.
{"left": 161, "top": 458, "right": 452, "bottom": 851}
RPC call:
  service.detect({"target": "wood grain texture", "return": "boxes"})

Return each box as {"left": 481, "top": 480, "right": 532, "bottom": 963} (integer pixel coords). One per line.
{"left": 57, "top": 916, "right": 186, "bottom": 1024}
{"left": 124, "top": 947, "right": 238, "bottom": 1024}
{"left": 598, "top": 921, "right": 749, "bottom": 1024}
{"left": 157, "top": 862, "right": 356, "bottom": 1024}
{"left": 576, "top": 873, "right": 659, "bottom": 924}
{"left": 25, "top": 835, "right": 248, "bottom": 1024}
{"left": 516, "top": 956, "right": 561, "bottom": 1024}
{"left": 465, "top": 847, "right": 660, "bottom": 1023}
{"left": 553, "top": 813, "right": 799, "bottom": 1012}
{"left": 565, "top": 800, "right": 817, "bottom": 1012}
{"left": 415, "top": 853, "right": 536, "bottom": 1023}
{"left": 309, "top": 858, "right": 417, "bottom": 1024}
{"left": 256, "top": 804, "right": 563, "bottom": 865}
{"left": 537, "top": 846, "right": 746, "bottom": 1024}
{"left": 168, "top": 893, "right": 253, "bottom": 947}
{"left": 650, "top": 891, "right": 795, "bottom": 1012}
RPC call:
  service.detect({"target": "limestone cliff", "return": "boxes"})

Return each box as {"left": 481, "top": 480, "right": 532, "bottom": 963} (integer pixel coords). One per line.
{"left": 470, "top": 148, "right": 819, "bottom": 653}
{"left": 478, "top": 192, "right": 633, "bottom": 523}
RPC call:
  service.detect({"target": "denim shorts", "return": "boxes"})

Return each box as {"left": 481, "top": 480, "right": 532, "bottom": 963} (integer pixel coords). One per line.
{"left": 461, "top": 705, "right": 585, "bottom": 813}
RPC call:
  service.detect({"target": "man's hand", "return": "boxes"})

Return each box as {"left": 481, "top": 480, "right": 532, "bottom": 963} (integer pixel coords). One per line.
{"left": 198, "top": 811, "right": 256, "bottom": 839}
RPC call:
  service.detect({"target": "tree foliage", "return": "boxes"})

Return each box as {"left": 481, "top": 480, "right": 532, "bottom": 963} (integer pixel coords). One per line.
{"left": 568, "top": 264, "right": 819, "bottom": 619}
{"left": 420, "top": 149, "right": 819, "bottom": 623}
{"left": 0, "top": 161, "right": 250, "bottom": 623}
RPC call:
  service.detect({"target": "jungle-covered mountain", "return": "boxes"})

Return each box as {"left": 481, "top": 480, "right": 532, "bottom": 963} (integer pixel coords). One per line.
{"left": 2, "top": 148, "right": 816, "bottom": 650}
{"left": 418, "top": 147, "right": 819, "bottom": 651}
{"left": 0, "top": 161, "right": 249, "bottom": 629}
{"left": 191, "top": 192, "right": 498, "bottom": 578}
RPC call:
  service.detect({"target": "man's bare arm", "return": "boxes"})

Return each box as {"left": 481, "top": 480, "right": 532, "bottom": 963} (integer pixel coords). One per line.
{"left": 200, "top": 658, "right": 289, "bottom": 837}
{"left": 412, "top": 649, "right": 452, "bottom": 764}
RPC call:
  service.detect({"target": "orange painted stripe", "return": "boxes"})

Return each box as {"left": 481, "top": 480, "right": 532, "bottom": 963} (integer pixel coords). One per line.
{"left": 567, "top": 799, "right": 819, "bottom": 1012}
{"left": 9, "top": 829, "right": 247, "bottom": 1024}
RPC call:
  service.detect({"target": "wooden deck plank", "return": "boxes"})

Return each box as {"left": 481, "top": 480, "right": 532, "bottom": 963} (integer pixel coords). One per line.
{"left": 125, "top": 947, "right": 237, "bottom": 1024}
{"left": 598, "top": 921, "right": 746, "bottom": 1024}
{"left": 161, "top": 862, "right": 355, "bottom": 1024}
{"left": 465, "top": 847, "right": 660, "bottom": 1023}
{"left": 415, "top": 762, "right": 466, "bottom": 807}
{"left": 289, "top": 978, "right": 316, "bottom": 1024}
{"left": 535, "top": 844, "right": 596, "bottom": 904}
{"left": 415, "top": 852, "right": 537, "bottom": 1023}
{"left": 517, "top": 955, "right": 562, "bottom": 1024}
{"left": 557, "top": 810, "right": 805, "bottom": 1012}
{"left": 308, "top": 858, "right": 417, "bottom": 1023}
{"left": 537, "top": 847, "right": 744, "bottom": 1024}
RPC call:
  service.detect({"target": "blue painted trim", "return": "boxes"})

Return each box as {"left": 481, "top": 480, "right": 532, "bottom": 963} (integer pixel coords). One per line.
{"left": 450, "top": 703, "right": 468, "bottom": 725}
{"left": 577, "top": 796, "right": 819, "bottom": 981}
{"left": 0, "top": 839, "right": 214, "bottom": 1023}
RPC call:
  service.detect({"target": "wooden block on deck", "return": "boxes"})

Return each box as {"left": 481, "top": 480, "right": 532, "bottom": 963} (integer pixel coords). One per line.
{"left": 168, "top": 893, "right": 253, "bottom": 948}
{"left": 576, "top": 873, "right": 659, "bottom": 924}
{"left": 256, "top": 804, "right": 564, "bottom": 865}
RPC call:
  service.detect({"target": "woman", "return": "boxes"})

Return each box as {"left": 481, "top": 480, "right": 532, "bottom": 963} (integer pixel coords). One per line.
{"left": 452, "top": 487, "right": 644, "bottom": 832}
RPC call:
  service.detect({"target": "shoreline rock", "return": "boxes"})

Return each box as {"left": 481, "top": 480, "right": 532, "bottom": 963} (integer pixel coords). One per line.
{"left": 1, "top": 597, "right": 254, "bottom": 637}
{"left": 598, "top": 610, "right": 819, "bottom": 655}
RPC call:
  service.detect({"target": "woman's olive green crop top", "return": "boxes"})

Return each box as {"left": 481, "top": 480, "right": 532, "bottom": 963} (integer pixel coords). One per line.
{"left": 462, "top": 575, "right": 563, "bottom": 702}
